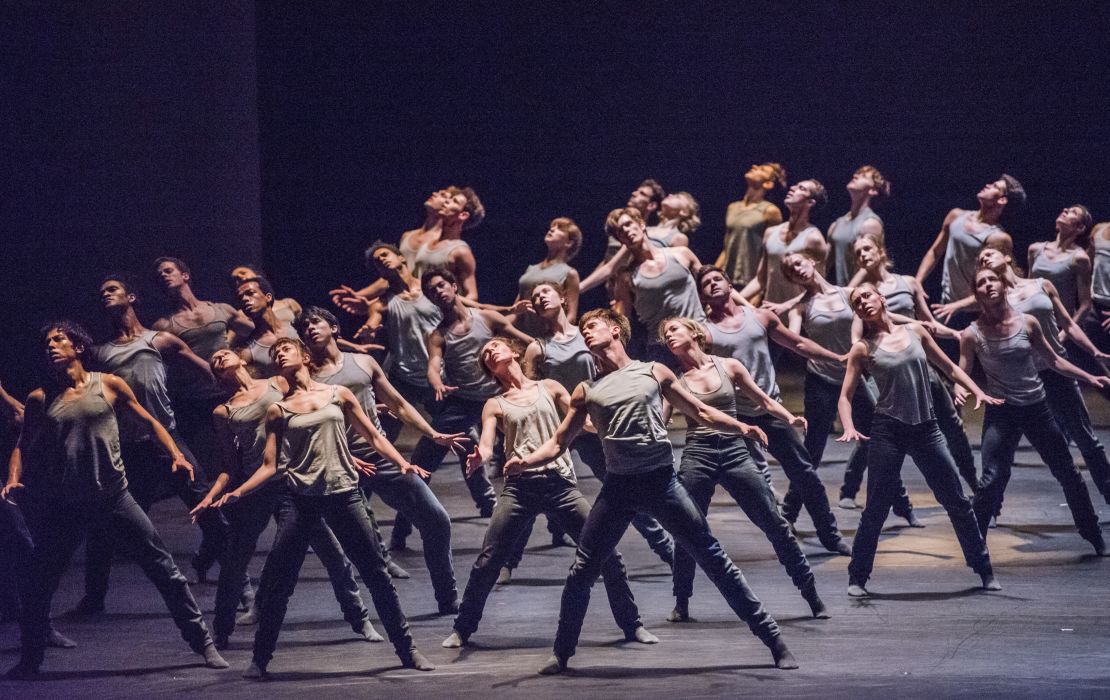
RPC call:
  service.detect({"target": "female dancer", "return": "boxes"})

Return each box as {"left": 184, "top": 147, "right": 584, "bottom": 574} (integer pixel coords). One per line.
{"left": 190, "top": 349, "right": 382, "bottom": 649}
{"left": 647, "top": 191, "right": 701, "bottom": 248}
{"left": 1027, "top": 205, "right": 1095, "bottom": 320}
{"left": 839, "top": 286, "right": 1000, "bottom": 597}
{"left": 661, "top": 317, "right": 828, "bottom": 623}
{"left": 442, "top": 337, "right": 657, "bottom": 648}
{"left": 1090, "top": 222, "right": 1110, "bottom": 351}
{"left": 851, "top": 233, "right": 979, "bottom": 494}
{"left": 213, "top": 338, "right": 433, "bottom": 677}
{"left": 960, "top": 267, "right": 1108, "bottom": 554}
{"left": 778, "top": 252, "right": 920, "bottom": 526}
{"left": 514, "top": 217, "right": 583, "bottom": 321}
{"left": 717, "top": 162, "right": 786, "bottom": 286}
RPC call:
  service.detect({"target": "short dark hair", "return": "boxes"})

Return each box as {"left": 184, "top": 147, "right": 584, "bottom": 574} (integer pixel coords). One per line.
{"left": 295, "top": 305, "right": 339, "bottom": 338}
{"left": 1000, "top": 174, "right": 1026, "bottom": 209}
{"left": 639, "top": 178, "right": 665, "bottom": 207}
{"left": 364, "top": 240, "right": 402, "bottom": 270}
{"left": 100, "top": 273, "right": 138, "bottom": 298}
{"left": 269, "top": 337, "right": 312, "bottom": 370}
{"left": 237, "top": 276, "right": 275, "bottom": 300}
{"left": 154, "top": 256, "right": 190, "bottom": 276}
{"left": 421, "top": 267, "right": 457, "bottom": 297}
{"left": 478, "top": 335, "right": 527, "bottom": 377}
{"left": 804, "top": 179, "right": 828, "bottom": 209}
{"left": 695, "top": 264, "right": 728, "bottom": 289}
{"left": 40, "top": 320, "right": 94, "bottom": 356}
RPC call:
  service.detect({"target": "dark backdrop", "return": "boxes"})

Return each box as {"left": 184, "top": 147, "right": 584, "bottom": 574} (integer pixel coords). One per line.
{"left": 3, "top": 2, "right": 1110, "bottom": 396}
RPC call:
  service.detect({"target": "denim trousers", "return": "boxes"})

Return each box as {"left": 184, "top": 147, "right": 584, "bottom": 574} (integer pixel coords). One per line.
{"left": 1040, "top": 369, "right": 1110, "bottom": 502}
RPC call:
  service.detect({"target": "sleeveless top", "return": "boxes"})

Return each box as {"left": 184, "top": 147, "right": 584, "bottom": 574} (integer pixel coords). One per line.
{"left": 680, "top": 356, "right": 739, "bottom": 440}
{"left": 941, "top": 211, "right": 1001, "bottom": 303}
{"left": 314, "top": 353, "right": 386, "bottom": 463}
{"left": 90, "top": 330, "right": 175, "bottom": 441}
{"left": 1009, "top": 280, "right": 1065, "bottom": 370}
{"left": 518, "top": 261, "right": 573, "bottom": 300}
{"left": 881, "top": 275, "right": 917, "bottom": 317}
{"left": 246, "top": 325, "right": 300, "bottom": 378}
{"left": 1093, "top": 234, "right": 1110, "bottom": 305}
{"left": 968, "top": 318, "right": 1045, "bottom": 406}
{"left": 1030, "top": 245, "right": 1080, "bottom": 317}
{"left": 536, "top": 330, "right": 595, "bottom": 393}
{"left": 585, "top": 360, "right": 672, "bottom": 474}
{"left": 632, "top": 248, "right": 706, "bottom": 340}
{"left": 722, "top": 199, "right": 774, "bottom": 286}
{"left": 867, "top": 327, "right": 934, "bottom": 424}
{"left": 384, "top": 291, "right": 442, "bottom": 387}
{"left": 802, "top": 288, "right": 854, "bottom": 384}
{"left": 647, "top": 225, "right": 681, "bottom": 248}
{"left": 223, "top": 382, "right": 284, "bottom": 488}
{"left": 764, "top": 222, "right": 821, "bottom": 304}
{"left": 495, "top": 383, "right": 575, "bottom": 482}
{"left": 707, "top": 310, "right": 780, "bottom": 416}
{"left": 828, "top": 206, "right": 880, "bottom": 286}
{"left": 444, "top": 309, "right": 500, "bottom": 400}
{"left": 25, "top": 373, "right": 128, "bottom": 501}
{"left": 408, "top": 239, "right": 470, "bottom": 280}
{"left": 277, "top": 387, "right": 360, "bottom": 495}
{"left": 166, "top": 302, "right": 233, "bottom": 361}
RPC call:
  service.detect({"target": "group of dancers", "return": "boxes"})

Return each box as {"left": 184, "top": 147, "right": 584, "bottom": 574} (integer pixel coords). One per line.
{"left": 3, "top": 166, "right": 1110, "bottom": 680}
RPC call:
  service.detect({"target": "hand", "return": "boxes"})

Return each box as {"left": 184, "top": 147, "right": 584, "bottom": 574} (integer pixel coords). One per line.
{"left": 953, "top": 384, "right": 970, "bottom": 407}
{"left": 353, "top": 322, "right": 381, "bottom": 343}
{"left": 11, "top": 404, "right": 24, "bottom": 427}
{"left": 1, "top": 481, "right": 24, "bottom": 502}
{"left": 503, "top": 456, "right": 527, "bottom": 477}
{"left": 1094, "top": 350, "right": 1110, "bottom": 362}
{"left": 375, "top": 403, "right": 398, "bottom": 423}
{"left": 740, "top": 422, "right": 768, "bottom": 447}
{"left": 400, "top": 462, "right": 432, "bottom": 479}
{"left": 213, "top": 491, "right": 241, "bottom": 508}
{"left": 930, "top": 302, "right": 957, "bottom": 323}
{"left": 789, "top": 415, "right": 807, "bottom": 433}
{"left": 189, "top": 496, "right": 214, "bottom": 524}
{"left": 1058, "top": 329, "right": 1068, "bottom": 344}
{"left": 343, "top": 340, "right": 386, "bottom": 354}
{"left": 432, "top": 382, "right": 458, "bottom": 402}
{"left": 507, "top": 299, "right": 534, "bottom": 315}
{"left": 835, "top": 354, "right": 849, "bottom": 365}
{"left": 464, "top": 445, "right": 484, "bottom": 477}
{"left": 973, "top": 392, "right": 1005, "bottom": 409}
{"left": 759, "top": 300, "right": 791, "bottom": 317}
{"left": 1101, "top": 310, "right": 1110, "bottom": 332}
{"left": 433, "top": 431, "right": 468, "bottom": 451}
{"left": 836, "top": 428, "right": 869, "bottom": 443}
{"left": 1089, "top": 375, "right": 1110, "bottom": 390}
{"left": 171, "top": 453, "right": 195, "bottom": 481}
{"left": 353, "top": 456, "right": 378, "bottom": 477}
{"left": 330, "top": 285, "right": 372, "bottom": 316}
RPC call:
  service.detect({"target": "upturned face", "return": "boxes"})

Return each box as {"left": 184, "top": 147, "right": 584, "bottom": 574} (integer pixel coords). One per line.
{"left": 745, "top": 164, "right": 776, "bottom": 188}
{"left": 99, "top": 280, "right": 132, "bottom": 310}
{"left": 785, "top": 180, "right": 818, "bottom": 206}
{"left": 530, "top": 283, "right": 564, "bottom": 317}
{"left": 698, "top": 269, "right": 731, "bottom": 304}
{"left": 301, "top": 316, "right": 336, "bottom": 348}
{"left": 273, "top": 342, "right": 304, "bottom": 371}
{"left": 976, "top": 247, "right": 1008, "bottom": 274}
{"left": 853, "top": 237, "right": 882, "bottom": 271}
{"left": 613, "top": 213, "right": 646, "bottom": 246}
{"left": 237, "top": 281, "right": 271, "bottom": 315}
{"left": 371, "top": 247, "right": 405, "bottom": 273}
{"left": 209, "top": 348, "right": 242, "bottom": 377}
{"left": 781, "top": 254, "right": 815, "bottom": 285}
{"left": 977, "top": 179, "right": 1007, "bottom": 205}
{"left": 662, "top": 319, "right": 694, "bottom": 351}
{"left": 580, "top": 316, "right": 617, "bottom": 350}
{"left": 846, "top": 170, "right": 875, "bottom": 195}
{"left": 850, "top": 287, "right": 885, "bottom": 321}
{"left": 627, "top": 185, "right": 655, "bottom": 213}
{"left": 425, "top": 275, "right": 457, "bottom": 308}
{"left": 424, "top": 189, "right": 450, "bottom": 211}
{"left": 157, "top": 261, "right": 188, "bottom": 290}
{"left": 974, "top": 269, "right": 1006, "bottom": 303}
{"left": 480, "top": 339, "right": 516, "bottom": 374}
{"left": 1056, "top": 205, "right": 1087, "bottom": 235}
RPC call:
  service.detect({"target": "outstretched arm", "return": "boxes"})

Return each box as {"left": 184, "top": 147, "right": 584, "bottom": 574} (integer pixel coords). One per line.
{"left": 925, "top": 326, "right": 1000, "bottom": 409}
{"left": 654, "top": 364, "right": 767, "bottom": 444}
{"left": 103, "top": 374, "right": 193, "bottom": 480}
{"left": 215, "top": 406, "right": 282, "bottom": 504}
{"left": 836, "top": 343, "right": 868, "bottom": 441}
{"left": 503, "top": 383, "right": 589, "bottom": 471}
{"left": 916, "top": 209, "right": 959, "bottom": 284}
{"left": 765, "top": 310, "right": 845, "bottom": 364}
{"left": 1027, "top": 316, "right": 1110, "bottom": 388}
{"left": 724, "top": 359, "right": 805, "bottom": 431}
{"left": 580, "top": 246, "right": 631, "bottom": 293}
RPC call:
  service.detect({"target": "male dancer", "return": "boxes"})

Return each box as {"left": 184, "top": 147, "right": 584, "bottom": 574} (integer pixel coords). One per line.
{"left": 717, "top": 163, "right": 786, "bottom": 286}
{"left": 826, "top": 166, "right": 888, "bottom": 286}
{"left": 234, "top": 276, "right": 299, "bottom": 377}
{"left": 299, "top": 306, "right": 467, "bottom": 613}
{"left": 505, "top": 309, "right": 797, "bottom": 674}
{"left": 79, "top": 275, "right": 229, "bottom": 612}
{"left": 3, "top": 321, "right": 227, "bottom": 678}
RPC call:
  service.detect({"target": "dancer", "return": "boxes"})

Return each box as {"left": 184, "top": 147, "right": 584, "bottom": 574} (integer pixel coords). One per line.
{"left": 513, "top": 217, "right": 583, "bottom": 322}
{"left": 229, "top": 264, "right": 302, "bottom": 326}
{"left": 191, "top": 349, "right": 382, "bottom": 648}
{"left": 212, "top": 338, "right": 434, "bottom": 677}
{"left": 234, "top": 276, "right": 299, "bottom": 377}
{"left": 661, "top": 317, "right": 828, "bottom": 623}
{"left": 647, "top": 191, "right": 701, "bottom": 248}
{"left": 959, "top": 270, "right": 1109, "bottom": 551}
{"left": 738, "top": 178, "right": 828, "bottom": 308}
{"left": 1028, "top": 204, "right": 1094, "bottom": 320}
{"left": 80, "top": 275, "right": 228, "bottom": 611}
{"left": 3, "top": 321, "right": 227, "bottom": 678}
{"left": 717, "top": 163, "right": 786, "bottom": 286}
{"left": 838, "top": 285, "right": 1000, "bottom": 597}
{"left": 300, "top": 305, "right": 466, "bottom": 613}
{"left": 504, "top": 309, "right": 797, "bottom": 674}
{"left": 851, "top": 233, "right": 980, "bottom": 494}
{"left": 826, "top": 165, "right": 888, "bottom": 286}
{"left": 441, "top": 337, "right": 658, "bottom": 648}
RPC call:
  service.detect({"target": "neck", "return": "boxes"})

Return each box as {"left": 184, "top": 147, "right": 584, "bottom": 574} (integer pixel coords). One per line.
{"left": 1001, "top": 267, "right": 1018, "bottom": 284}
{"left": 313, "top": 340, "right": 343, "bottom": 367}
{"left": 656, "top": 217, "right": 679, "bottom": 230}
{"left": 447, "top": 297, "right": 468, "bottom": 321}
{"left": 226, "top": 366, "right": 255, "bottom": 393}
{"left": 978, "top": 298, "right": 1012, "bottom": 324}
{"left": 706, "top": 295, "right": 740, "bottom": 321}
{"left": 742, "top": 185, "right": 766, "bottom": 204}
{"left": 863, "top": 313, "right": 895, "bottom": 337}
{"left": 253, "top": 307, "right": 280, "bottom": 333}
{"left": 978, "top": 203, "right": 1003, "bottom": 225}
{"left": 495, "top": 363, "right": 528, "bottom": 390}
{"left": 675, "top": 344, "right": 709, "bottom": 371}
{"left": 112, "top": 308, "right": 145, "bottom": 337}
{"left": 543, "top": 247, "right": 568, "bottom": 265}
{"left": 848, "top": 193, "right": 871, "bottom": 218}
{"left": 287, "top": 366, "right": 313, "bottom": 392}
{"left": 629, "top": 239, "right": 655, "bottom": 263}
{"left": 421, "top": 212, "right": 442, "bottom": 232}
{"left": 173, "top": 284, "right": 200, "bottom": 310}
{"left": 786, "top": 206, "right": 810, "bottom": 233}
{"left": 591, "top": 341, "right": 633, "bottom": 374}
{"left": 56, "top": 360, "right": 89, "bottom": 388}
{"left": 544, "top": 310, "right": 574, "bottom": 336}
{"left": 860, "top": 263, "right": 887, "bottom": 283}
{"left": 441, "top": 221, "right": 464, "bottom": 240}
{"left": 804, "top": 275, "right": 835, "bottom": 294}
{"left": 1055, "top": 228, "right": 1078, "bottom": 249}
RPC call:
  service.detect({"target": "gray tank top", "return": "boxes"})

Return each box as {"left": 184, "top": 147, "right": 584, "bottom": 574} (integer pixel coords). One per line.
{"left": 517, "top": 261, "right": 573, "bottom": 299}
{"left": 868, "top": 327, "right": 934, "bottom": 424}
{"left": 828, "top": 207, "right": 880, "bottom": 286}
{"left": 680, "top": 357, "right": 738, "bottom": 440}
{"left": 314, "top": 353, "right": 385, "bottom": 462}
{"left": 167, "top": 302, "right": 233, "bottom": 360}
{"left": 537, "top": 330, "right": 595, "bottom": 393}
{"left": 1093, "top": 235, "right": 1110, "bottom": 304}
{"left": 246, "top": 325, "right": 300, "bottom": 378}
{"left": 764, "top": 222, "right": 821, "bottom": 304}
{"left": 277, "top": 387, "right": 360, "bottom": 496}
{"left": 585, "top": 360, "right": 673, "bottom": 474}
{"left": 26, "top": 373, "right": 127, "bottom": 501}
{"left": 968, "top": 319, "right": 1045, "bottom": 406}
{"left": 496, "top": 383, "right": 576, "bottom": 482}
{"left": 1009, "top": 280, "right": 1065, "bottom": 369}
{"left": 632, "top": 248, "right": 706, "bottom": 338}
{"left": 384, "top": 292, "right": 441, "bottom": 387}
{"left": 90, "top": 330, "right": 175, "bottom": 441}
{"left": 881, "top": 275, "right": 917, "bottom": 317}
{"left": 722, "top": 199, "right": 774, "bottom": 286}
{"left": 444, "top": 309, "right": 500, "bottom": 400}
{"left": 647, "top": 225, "right": 680, "bottom": 248}
{"left": 224, "top": 382, "right": 284, "bottom": 487}
{"left": 410, "top": 239, "right": 469, "bottom": 280}
{"left": 1030, "top": 245, "right": 1080, "bottom": 316}
{"left": 802, "top": 288, "right": 854, "bottom": 384}
{"left": 707, "top": 311, "right": 780, "bottom": 416}
{"left": 941, "top": 211, "right": 1001, "bottom": 303}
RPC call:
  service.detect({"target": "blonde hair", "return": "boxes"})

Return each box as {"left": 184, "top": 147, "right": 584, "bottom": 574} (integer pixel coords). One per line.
{"left": 549, "top": 217, "right": 583, "bottom": 260}
{"left": 579, "top": 308, "right": 631, "bottom": 345}
{"left": 656, "top": 316, "right": 708, "bottom": 349}
{"left": 853, "top": 230, "right": 894, "bottom": 270}
{"left": 670, "top": 192, "right": 702, "bottom": 236}
{"left": 604, "top": 207, "right": 644, "bottom": 238}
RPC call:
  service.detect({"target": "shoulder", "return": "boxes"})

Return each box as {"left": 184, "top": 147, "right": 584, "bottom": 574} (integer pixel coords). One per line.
{"left": 99, "top": 373, "right": 128, "bottom": 391}
{"left": 541, "top": 378, "right": 566, "bottom": 396}
{"left": 944, "top": 208, "right": 966, "bottom": 226}
{"left": 26, "top": 387, "right": 47, "bottom": 406}
{"left": 212, "top": 403, "right": 230, "bottom": 419}
{"left": 352, "top": 352, "right": 382, "bottom": 374}
{"left": 151, "top": 316, "right": 171, "bottom": 331}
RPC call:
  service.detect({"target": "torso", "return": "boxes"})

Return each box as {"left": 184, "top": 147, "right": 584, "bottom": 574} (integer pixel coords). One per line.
{"left": 631, "top": 248, "right": 706, "bottom": 338}
{"left": 828, "top": 207, "right": 880, "bottom": 286}
{"left": 495, "top": 381, "right": 575, "bottom": 481}
{"left": 223, "top": 381, "right": 284, "bottom": 487}
{"left": 384, "top": 290, "right": 442, "bottom": 387}
{"left": 536, "top": 328, "right": 595, "bottom": 393}
{"left": 443, "top": 309, "right": 500, "bottom": 400}
{"left": 679, "top": 356, "right": 739, "bottom": 440}
{"left": 584, "top": 360, "right": 672, "bottom": 474}
{"left": 90, "top": 330, "right": 175, "bottom": 441}
{"left": 707, "top": 308, "right": 779, "bottom": 415}
{"left": 968, "top": 315, "right": 1045, "bottom": 406}
{"left": 313, "top": 353, "right": 385, "bottom": 463}
{"left": 1030, "top": 243, "right": 1080, "bottom": 317}
{"left": 801, "top": 287, "right": 854, "bottom": 384}
{"left": 764, "top": 222, "right": 821, "bottom": 303}
{"left": 517, "top": 260, "right": 573, "bottom": 300}
{"left": 276, "top": 386, "right": 361, "bottom": 496}
{"left": 941, "top": 211, "right": 1001, "bottom": 303}
{"left": 722, "top": 199, "right": 774, "bottom": 286}
{"left": 866, "top": 325, "right": 934, "bottom": 424}
{"left": 878, "top": 274, "right": 917, "bottom": 318}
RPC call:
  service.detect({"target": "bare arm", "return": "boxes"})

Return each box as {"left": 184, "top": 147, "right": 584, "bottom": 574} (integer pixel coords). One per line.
{"left": 190, "top": 408, "right": 235, "bottom": 520}
{"left": 364, "top": 355, "right": 465, "bottom": 447}
{"left": 339, "top": 386, "right": 421, "bottom": 470}
{"left": 916, "top": 209, "right": 960, "bottom": 284}
{"left": 217, "top": 406, "right": 282, "bottom": 503}
{"left": 1042, "top": 279, "right": 1107, "bottom": 362}
{"left": 1027, "top": 316, "right": 1110, "bottom": 387}
{"left": 1073, "top": 252, "right": 1094, "bottom": 325}
{"left": 451, "top": 245, "right": 480, "bottom": 300}
{"left": 2, "top": 390, "right": 44, "bottom": 498}
{"left": 426, "top": 329, "right": 455, "bottom": 400}
{"left": 563, "top": 268, "right": 581, "bottom": 322}
{"left": 0, "top": 381, "right": 24, "bottom": 427}
{"left": 836, "top": 342, "right": 869, "bottom": 441}
{"left": 153, "top": 331, "right": 216, "bottom": 382}
{"left": 505, "top": 383, "right": 590, "bottom": 470}
{"left": 484, "top": 309, "right": 534, "bottom": 344}
{"left": 464, "top": 399, "right": 501, "bottom": 476}
{"left": 785, "top": 301, "right": 805, "bottom": 335}
{"left": 522, "top": 340, "right": 543, "bottom": 379}
{"left": 102, "top": 374, "right": 193, "bottom": 479}
{"left": 919, "top": 325, "right": 998, "bottom": 408}
{"left": 724, "top": 359, "right": 805, "bottom": 430}
{"left": 654, "top": 364, "right": 767, "bottom": 443}
{"left": 764, "top": 310, "right": 845, "bottom": 364}
{"left": 580, "top": 246, "right": 631, "bottom": 293}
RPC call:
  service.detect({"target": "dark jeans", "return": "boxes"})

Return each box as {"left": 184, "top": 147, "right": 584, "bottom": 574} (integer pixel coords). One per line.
{"left": 361, "top": 463, "right": 457, "bottom": 608}
{"left": 83, "top": 432, "right": 229, "bottom": 605}
{"left": 553, "top": 464, "right": 780, "bottom": 660}
{"left": 18, "top": 489, "right": 212, "bottom": 667}
{"left": 253, "top": 489, "right": 415, "bottom": 666}
{"left": 505, "top": 432, "right": 675, "bottom": 569}
{"left": 928, "top": 369, "right": 979, "bottom": 491}
{"left": 172, "top": 393, "right": 227, "bottom": 482}
{"left": 792, "top": 372, "right": 913, "bottom": 518}
{"left": 972, "top": 401, "right": 1102, "bottom": 545}
{"left": 213, "top": 482, "right": 369, "bottom": 638}
{"left": 454, "top": 471, "right": 641, "bottom": 639}
{"left": 674, "top": 434, "right": 815, "bottom": 601}
{"left": 848, "top": 416, "right": 992, "bottom": 587}
{"left": 0, "top": 498, "right": 32, "bottom": 618}
{"left": 408, "top": 395, "right": 495, "bottom": 511}
{"left": 744, "top": 412, "right": 845, "bottom": 549}
{"left": 1040, "top": 369, "right": 1110, "bottom": 502}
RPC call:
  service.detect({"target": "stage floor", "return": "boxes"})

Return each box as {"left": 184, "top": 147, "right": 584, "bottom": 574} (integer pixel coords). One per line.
{"left": 3, "top": 372, "right": 1110, "bottom": 699}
